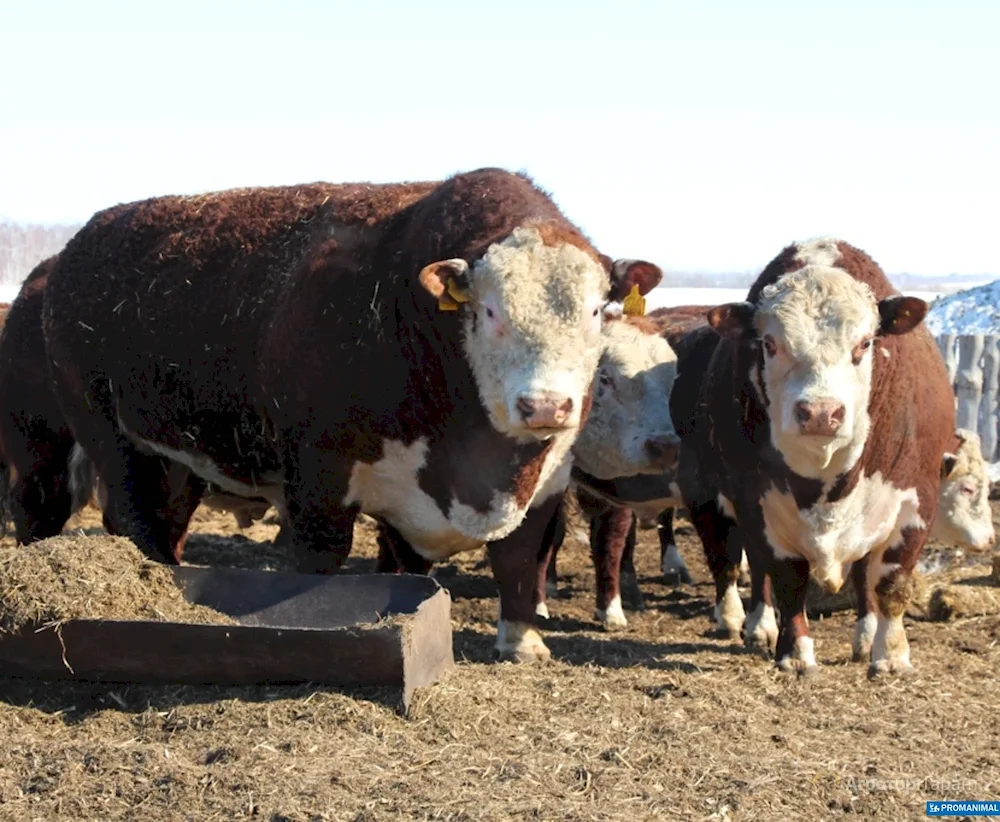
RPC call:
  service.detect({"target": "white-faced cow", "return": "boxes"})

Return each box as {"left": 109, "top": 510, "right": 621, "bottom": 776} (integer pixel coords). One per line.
{"left": 533, "top": 305, "right": 681, "bottom": 628}
{"left": 673, "top": 238, "right": 953, "bottom": 678}
{"left": 41, "top": 169, "right": 660, "bottom": 662}
{"left": 932, "top": 429, "right": 995, "bottom": 551}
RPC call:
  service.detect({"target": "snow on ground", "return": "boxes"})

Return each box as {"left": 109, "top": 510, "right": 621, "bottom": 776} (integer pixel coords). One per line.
{"left": 925, "top": 279, "right": 1000, "bottom": 336}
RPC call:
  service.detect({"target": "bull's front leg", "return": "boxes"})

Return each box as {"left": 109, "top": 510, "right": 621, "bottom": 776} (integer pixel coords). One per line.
{"left": 589, "top": 504, "right": 635, "bottom": 629}
{"left": 867, "top": 529, "right": 924, "bottom": 678}
{"left": 282, "top": 443, "right": 356, "bottom": 574}
{"left": 768, "top": 555, "right": 818, "bottom": 676}
{"left": 658, "top": 507, "right": 693, "bottom": 585}
{"left": 743, "top": 558, "right": 778, "bottom": 655}
{"left": 538, "top": 494, "right": 567, "bottom": 616}
{"left": 488, "top": 493, "right": 562, "bottom": 663}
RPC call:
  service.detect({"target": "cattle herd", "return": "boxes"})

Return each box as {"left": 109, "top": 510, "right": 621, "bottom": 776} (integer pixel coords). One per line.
{"left": 0, "top": 168, "right": 994, "bottom": 680}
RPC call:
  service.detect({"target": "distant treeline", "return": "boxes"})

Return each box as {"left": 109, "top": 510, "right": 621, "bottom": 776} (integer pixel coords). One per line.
{"left": 0, "top": 221, "right": 83, "bottom": 286}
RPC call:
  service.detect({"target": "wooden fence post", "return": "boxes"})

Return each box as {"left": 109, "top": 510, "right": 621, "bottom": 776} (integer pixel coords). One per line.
{"left": 938, "top": 334, "right": 958, "bottom": 387}
{"left": 980, "top": 335, "right": 999, "bottom": 461}
{"left": 955, "top": 335, "right": 985, "bottom": 435}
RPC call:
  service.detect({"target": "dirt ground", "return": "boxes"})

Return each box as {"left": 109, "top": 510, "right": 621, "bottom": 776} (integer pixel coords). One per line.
{"left": 0, "top": 500, "right": 998, "bottom": 822}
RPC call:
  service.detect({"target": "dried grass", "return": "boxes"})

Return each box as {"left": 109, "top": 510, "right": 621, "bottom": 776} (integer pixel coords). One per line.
{"left": 0, "top": 503, "right": 996, "bottom": 820}
{"left": 0, "top": 534, "right": 234, "bottom": 635}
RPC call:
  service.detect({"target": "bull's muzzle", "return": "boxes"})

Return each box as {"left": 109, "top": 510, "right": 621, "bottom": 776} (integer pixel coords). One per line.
{"left": 794, "top": 399, "right": 846, "bottom": 437}
{"left": 643, "top": 433, "right": 681, "bottom": 470}
{"left": 516, "top": 393, "right": 574, "bottom": 430}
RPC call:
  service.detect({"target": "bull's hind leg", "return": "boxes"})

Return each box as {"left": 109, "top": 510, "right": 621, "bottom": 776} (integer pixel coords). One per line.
{"left": 850, "top": 557, "right": 878, "bottom": 663}
{"left": 4, "top": 428, "right": 76, "bottom": 544}
{"left": 588, "top": 504, "right": 635, "bottom": 629}
{"left": 690, "top": 500, "right": 744, "bottom": 639}
{"left": 658, "top": 508, "right": 693, "bottom": 585}
{"left": 743, "top": 561, "right": 778, "bottom": 655}
{"left": 489, "top": 493, "right": 561, "bottom": 663}
{"left": 618, "top": 513, "right": 646, "bottom": 613}
{"left": 375, "top": 522, "right": 433, "bottom": 575}
{"left": 535, "top": 494, "right": 567, "bottom": 619}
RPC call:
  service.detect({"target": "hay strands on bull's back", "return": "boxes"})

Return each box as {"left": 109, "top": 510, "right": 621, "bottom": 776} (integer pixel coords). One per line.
{"left": 0, "top": 569, "right": 453, "bottom": 713}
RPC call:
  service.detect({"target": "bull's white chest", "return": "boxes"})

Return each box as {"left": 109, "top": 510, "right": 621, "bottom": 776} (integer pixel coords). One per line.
{"left": 342, "top": 436, "right": 571, "bottom": 561}
{"left": 760, "top": 472, "right": 924, "bottom": 581}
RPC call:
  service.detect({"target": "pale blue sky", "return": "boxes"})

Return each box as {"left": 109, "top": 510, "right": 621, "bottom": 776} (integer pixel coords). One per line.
{"left": 1, "top": 0, "right": 997, "bottom": 276}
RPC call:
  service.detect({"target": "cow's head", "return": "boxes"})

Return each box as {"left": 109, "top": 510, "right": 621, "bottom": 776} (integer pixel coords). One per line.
{"left": 572, "top": 317, "right": 680, "bottom": 479}
{"left": 708, "top": 265, "right": 927, "bottom": 477}
{"left": 419, "top": 225, "right": 661, "bottom": 440}
{"left": 933, "top": 429, "right": 995, "bottom": 551}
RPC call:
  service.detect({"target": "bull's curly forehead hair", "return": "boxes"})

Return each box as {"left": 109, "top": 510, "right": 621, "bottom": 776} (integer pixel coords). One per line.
{"left": 756, "top": 265, "right": 878, "bottom": 333}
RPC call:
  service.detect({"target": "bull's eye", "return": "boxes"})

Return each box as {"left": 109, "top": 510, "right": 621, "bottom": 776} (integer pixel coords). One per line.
{"left": 485, "top": 307, "right": 495, "bottom": 320}
{"left": 598, "top": 370, "right": 615, "bottom": 391}
{"left": 592, "top": 307, "right": 600, "bottom": 318}
{"left": 852, "top": 337, "right": 874, "bottom": 365}
{"left": 762, "top": 335, "right": 777, "bottom": 357}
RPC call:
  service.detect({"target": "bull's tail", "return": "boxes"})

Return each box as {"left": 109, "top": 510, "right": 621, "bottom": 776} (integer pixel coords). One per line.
{"left": 68, "top": 443, "right": 97, "bottom": 515}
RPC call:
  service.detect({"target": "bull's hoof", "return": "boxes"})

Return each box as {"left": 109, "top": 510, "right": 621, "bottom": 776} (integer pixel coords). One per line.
{"left": 495, "top": 622, "right": 551, "bottom": 663}
{"left": 596, "top": 595, "right": 629, "bottom": 630}
{"left": 743, "top": 603, "right": 778, "bottom": 655}
{"left": 535, "top": 601, "right": 551, "bottom": 620}
{"left": 713, "top": 622, "right": 743, "bottom": 642}
{"left": 867, "top": 659, "right": 915, "bottom": 680}
{"left": 660, "top": 544, "right": 693, "bottom": 586}
{"left": 619, "top": 574, "right": 646, "bottom": 612}
{"left": 851, "top": 614, "right": 876, "bottom": 663}
{"left": 777, "top": 658, "right": 821, "bottom": 678}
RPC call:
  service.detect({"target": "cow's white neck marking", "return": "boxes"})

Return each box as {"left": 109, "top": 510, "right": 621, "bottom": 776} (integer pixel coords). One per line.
{"left": 761, "top": 472, "right": 924, "bottom": 592}
{"left": 343, "top": 435, "right": 571, "bottom": 561}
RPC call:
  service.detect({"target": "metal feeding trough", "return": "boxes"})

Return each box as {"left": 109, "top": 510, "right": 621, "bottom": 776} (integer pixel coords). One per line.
{"left": 0, "top": 568, "right": 454, "bottom": 711}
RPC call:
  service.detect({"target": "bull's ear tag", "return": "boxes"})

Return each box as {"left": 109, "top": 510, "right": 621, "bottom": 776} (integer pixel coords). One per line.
{"left": 437, "top": 278, "right": 470, "bottom": 311}
{"left": 622, "top": 284, "right": 646, "bottom": 317}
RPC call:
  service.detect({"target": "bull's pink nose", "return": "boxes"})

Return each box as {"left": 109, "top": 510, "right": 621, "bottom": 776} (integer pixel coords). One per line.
{"left": 794, "top": 399, "right": 846, "bottom": 436}
{"left": 516, "top": 394, "right": 574, "bottom": 429}
{"left": 644, "top": 434, "right": 681, "bottom": 468}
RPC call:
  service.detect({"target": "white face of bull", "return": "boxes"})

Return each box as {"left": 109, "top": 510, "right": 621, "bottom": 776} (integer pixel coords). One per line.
{"left": 934, "top": 430, "right": 995, "bottom": 551}
{"left": 571, "top": 318, "right": 680, "bottom": 479}
{"left": 709, "top": 265, "right": 928, "bottom": 480}
{"left": 421, "top": 226, "right": 609, "bottom": 440}
{"left": 753, "top": 266, "right": 881, "bottom": 476}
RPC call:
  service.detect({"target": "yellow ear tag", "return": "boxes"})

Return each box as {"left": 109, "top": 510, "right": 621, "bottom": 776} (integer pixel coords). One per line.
{"left": 438, "top": 277, "right": 470, "bottom": 312}
{"left": 622, "top": 284, "right": 646, "bottom": 317}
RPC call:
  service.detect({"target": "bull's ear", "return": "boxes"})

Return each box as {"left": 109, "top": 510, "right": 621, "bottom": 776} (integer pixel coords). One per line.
{"left": 877, "top": 296, "right": 927, "bottom": 336}
{"left": 942, "top": 452, "right": 958, "bottom": 479}
{"left": 707, "top": 301, "right": 755, "bottom": 340}
{"left": 419, "top": 259, "right": 471, "bottom": 311}
{"left": 607, "top": 259, "right": 663, "bottom": 302}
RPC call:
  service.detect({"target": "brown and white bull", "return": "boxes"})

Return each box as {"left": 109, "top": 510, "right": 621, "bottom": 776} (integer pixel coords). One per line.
{"left": 673, "top": 238, "right": 953, "bottom": 677}
{"left": 41, "top": 169, "right": 660, "bottom": 661}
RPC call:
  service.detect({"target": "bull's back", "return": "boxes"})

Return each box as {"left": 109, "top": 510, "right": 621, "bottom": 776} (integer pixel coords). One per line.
{"left": 43, "top": 182, "right": 433, "bottom": 482}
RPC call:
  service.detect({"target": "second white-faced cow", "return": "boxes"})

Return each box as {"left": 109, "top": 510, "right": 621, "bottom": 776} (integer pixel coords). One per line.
{"left": 676, "top": 238, "right": 953, "bottom": 678}
{"left": 42, "top": 169, "right": 660, "bottom": 662}
{"left": 536, "top": 306, "right": 681, "bottom": 627}
{"left": 932, "top": 428, "right": 995, "bottom": 551}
